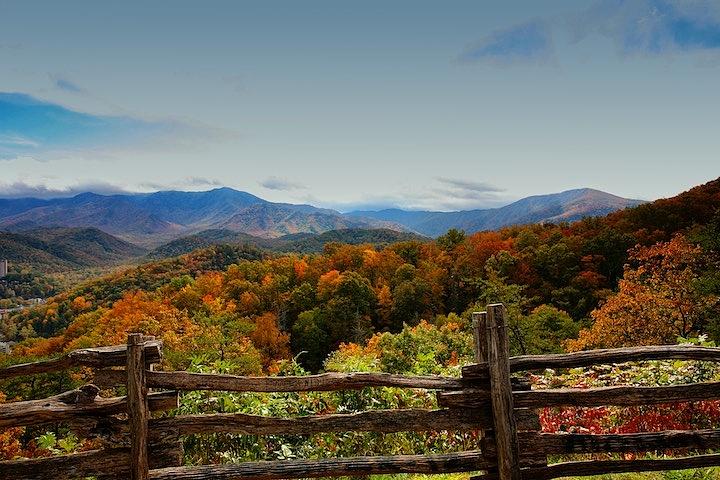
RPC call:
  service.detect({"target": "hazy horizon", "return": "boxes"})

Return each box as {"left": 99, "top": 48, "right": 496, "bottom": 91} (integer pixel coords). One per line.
{"left": 2, "top": 1, "right": 720, "bottom": 210}
{"left": 0, "top": 183, "right": 653, "bottom": 214}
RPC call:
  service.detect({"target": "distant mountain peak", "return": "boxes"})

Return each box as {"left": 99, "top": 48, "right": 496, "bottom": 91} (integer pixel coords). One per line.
{"left": 70, "top": 192, "right": 104, "bottom": 201}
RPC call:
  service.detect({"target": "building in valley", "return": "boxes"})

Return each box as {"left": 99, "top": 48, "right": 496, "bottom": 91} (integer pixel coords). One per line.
{"left": 0, "top": 259, "right": 7, "bottom": 278}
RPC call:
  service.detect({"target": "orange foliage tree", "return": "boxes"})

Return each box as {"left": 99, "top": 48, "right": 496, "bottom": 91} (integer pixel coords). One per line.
{"left": 250, "top": 312, "right": 291, "bottom": 369}
{"left": 569, "top": 235, "right": 719, "bottom": 350}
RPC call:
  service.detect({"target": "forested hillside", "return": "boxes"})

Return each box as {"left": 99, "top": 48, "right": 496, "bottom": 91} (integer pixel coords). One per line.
{"left": 0, "top": 227, "right": 147, "bottom": 272}
{"left": 3, "top": 178, "right": 719, "bottom": 373}
{"left": 149, "top": 228, "right": 427, "bottom": 258}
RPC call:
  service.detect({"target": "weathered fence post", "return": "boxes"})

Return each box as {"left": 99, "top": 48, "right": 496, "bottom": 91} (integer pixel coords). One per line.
{"left": 486, "top": 303, "right": 521, "bottom": 480}
{"left": 473, "top": 311, "right": 495, "bottom": 477}
{"left": 127, "top": 333, "right": 149, "bottom": 480}
{"left": 472, "top": 311, "right": 487, "bottom": 364}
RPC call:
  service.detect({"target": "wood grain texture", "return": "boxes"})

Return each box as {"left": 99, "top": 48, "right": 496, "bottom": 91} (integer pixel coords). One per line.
{"left": 93, "top": 368, "right": 131, "bottom": 388}
{"left": 472, "top": 311, "right": 488, "bottom": 364}
{"left": 0, "top": 341, "right": 162, "bottom": 380}
{"left": 434, "top": 390, "right": 489, "bottom": 412}
{"left": 440, "top": 381, "right": 720, "bottom": 409}
{"left": 6, "top": 335, "right": 720, "bottom": 480}
{"left": 0, "top": 444, "right": 182, "bottom": 480}
{"left": 485, "top": 303, "right": 521, "bottom": 480}
{"left": 97, "top": 368, "right": 495, "bottom": 390}
{"left": 67, "top": 415, "right": 180, "bottom": 451}
{"left": 153, "top": 408, "right": 490, "bottom": 436}
{"left": 127, "top": 333, "right": 150, "bottom": 480}
{"left": 463, "top": 345, "right": 720, "bottom": 379}
{"left": 146, "top": 370, "right": 465, "bottom": 392}
{"left": 471, "top": 310, "right": 498, "bottom": 475}
{"left": 149, "top": 451, "right": 490, "bottom": 480}
{"left": 0, "top": 385, "right": 177, "bottom": 428}
{"left": 513, "top": 408, "right": 542, "bottom": 432}
{"left": 0, "top": 448, "right": 130, "bottom": 480}
{"left": 526, "top": 453, "right": 720, "bottom": 480}
{"left": 519, "top": 429, "right": 720, "bottom": 455}
{"left": 513, "top": 381, "right": 720, "bottom": 408}
{"left": 481, "top": 435, "right": 546, "bottom": 469}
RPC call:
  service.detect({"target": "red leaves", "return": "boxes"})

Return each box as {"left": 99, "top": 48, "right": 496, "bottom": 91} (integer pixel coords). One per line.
{"left": 540, "top": 401, "right": 720, "bottom": 436}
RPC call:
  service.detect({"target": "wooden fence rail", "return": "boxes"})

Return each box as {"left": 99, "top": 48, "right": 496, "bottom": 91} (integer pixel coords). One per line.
{"left": 0, "top": 341, "right": 162, "bottom": 380}
{"left": 1, "top": 304, "right": 720, "bottom": 479}
{"left": 463, "top": 344, "right": 720, "bottom": 378}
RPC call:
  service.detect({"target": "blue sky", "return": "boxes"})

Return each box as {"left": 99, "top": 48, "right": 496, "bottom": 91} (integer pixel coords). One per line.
{"left": 0, "top": 0, "right": 719, "bottom": 210}
{"left": 0, "top": 93, "right": 179, "bottom": 157}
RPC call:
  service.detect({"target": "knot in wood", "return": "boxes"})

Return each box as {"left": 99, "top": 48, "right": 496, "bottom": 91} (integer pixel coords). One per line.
{"left": 59, "top": 384, "right": 100, "bottom": 405}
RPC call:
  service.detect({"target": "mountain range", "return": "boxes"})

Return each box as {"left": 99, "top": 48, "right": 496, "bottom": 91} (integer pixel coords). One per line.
{"left": 0, "top": 187, "right": 643, "bottom": 248}
{"left": 0, "top": 189, "right": 399, "bottom": 247}
{"left": 348, "top": 188, "right": 645, "bottom": 237}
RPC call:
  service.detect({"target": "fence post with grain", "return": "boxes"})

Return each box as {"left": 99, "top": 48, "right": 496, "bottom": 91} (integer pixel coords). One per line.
{"left": 2, "top": 303, "right": 720, "bottom": 479}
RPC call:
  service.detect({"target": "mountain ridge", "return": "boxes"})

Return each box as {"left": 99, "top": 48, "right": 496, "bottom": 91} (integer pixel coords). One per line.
{"left": 0, "top": 188, "right": 398, "bottom": 246}
{"left": 0, "top": 187, "right": 644, "bottom": 245}
{"left": 149, "top": 228, "right": 428, "bottom": 259}
{"left": 348, "top": 188, "right": 645, "bottom": 237}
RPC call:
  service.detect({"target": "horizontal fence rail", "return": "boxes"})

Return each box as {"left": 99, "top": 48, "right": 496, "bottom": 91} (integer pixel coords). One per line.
{"left": 2, "top": 305, "right": 720, "bottom": 479}
{"left": 151, "top": 408, "right": 541, "bottom": 437}
{"left": 437, "top": 381, "right": 720, "bottom": 409}
{"left": 94, "top": 369, "right": 468, "bottom": 391}
{"left": 462, "top": 345, "right": 720, "bottom": 378}
{"left": 148, "top": 450, "right": 491, "bottom": 480}
{"left": 154, "top": 408, "right": 488, "bottom": 436}
{"left": 0, "top": 386, "right": 178, "bottom": 429}
{"left": 0, "top": 341, "right": 162, "bottom": 381}
{"left": 509, "top": 454, "right": 720, "bottom": 480}
{"left": 0, "top": 445, "right": 183, "bottom": 480}
{"left": 523, "top": 429, "right": 720, "bottom": 455}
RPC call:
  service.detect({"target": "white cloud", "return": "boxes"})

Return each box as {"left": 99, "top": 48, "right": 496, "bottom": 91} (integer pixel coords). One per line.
{"left": 260, "top": 176, "right": 307, "bottom": 191}
{"left": 0, "top": 180, "right": 130, "bottom": 198}
{"left": 302, "top": 178, "right": 510, "bottom": 212}
{"left": 0, "top": 135, "right": 40, "bottom": 148}
{"left": 138, "top": 177, "right": 224, "bottom": 191}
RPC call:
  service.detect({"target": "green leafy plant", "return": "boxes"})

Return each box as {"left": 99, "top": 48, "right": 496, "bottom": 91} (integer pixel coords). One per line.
{"left": 35, "top": 432, "right": 79, "bottom": 455}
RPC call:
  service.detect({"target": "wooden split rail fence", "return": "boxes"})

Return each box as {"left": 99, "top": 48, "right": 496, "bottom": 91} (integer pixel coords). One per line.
{"left": 2, "top": 303, "right": 720, "bottom": 479}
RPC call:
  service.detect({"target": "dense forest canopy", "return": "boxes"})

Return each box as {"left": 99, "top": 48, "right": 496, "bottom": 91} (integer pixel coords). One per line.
{"left": 2, "top": 178, "right": 719, "bottom": 373}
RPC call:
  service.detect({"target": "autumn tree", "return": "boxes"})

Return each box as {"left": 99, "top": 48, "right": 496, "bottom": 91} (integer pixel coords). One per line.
{"left": 569, "top": 235, "right": 719, "bottom": 350}
{"left": 191, "top": 311, "right": 253, "bottom": 364}
{"left": 250, "top": 312, "right": 291, "bottom": 369}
